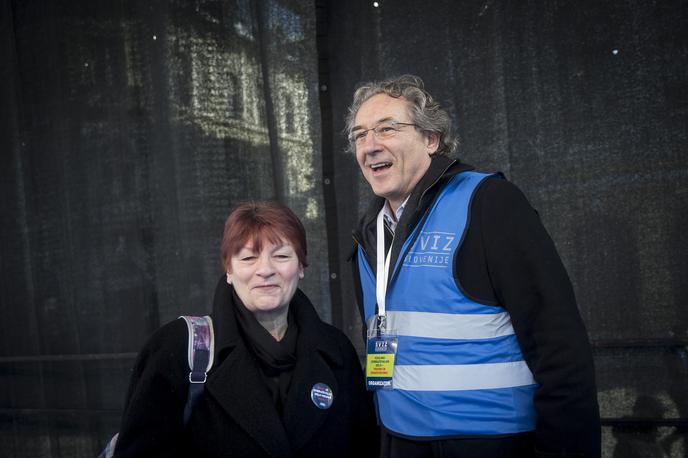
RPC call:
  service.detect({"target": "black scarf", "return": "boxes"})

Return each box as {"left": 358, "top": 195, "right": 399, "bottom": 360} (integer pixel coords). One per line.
{"left": 231, "top": 289, "right": 298, "bottom": 417}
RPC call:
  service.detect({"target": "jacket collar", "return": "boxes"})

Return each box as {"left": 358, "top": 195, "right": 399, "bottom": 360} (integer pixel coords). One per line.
{"left": 211, "top": 277, "right": 342, "bottom": 367}
{"left": 206, "top": 276, "right": 343, "bottom": 456}
{"left": 354, "top": 155, "right": 474, "bottom": 269}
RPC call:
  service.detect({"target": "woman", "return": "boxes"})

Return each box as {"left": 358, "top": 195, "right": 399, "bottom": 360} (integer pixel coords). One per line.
{"left": 113, "top": 202, "right": 378, "bottom": 457}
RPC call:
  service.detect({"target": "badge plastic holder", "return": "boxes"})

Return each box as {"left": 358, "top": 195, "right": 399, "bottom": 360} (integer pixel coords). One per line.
{"left": 365, "top": 315, "right": 398, "bottom": 391}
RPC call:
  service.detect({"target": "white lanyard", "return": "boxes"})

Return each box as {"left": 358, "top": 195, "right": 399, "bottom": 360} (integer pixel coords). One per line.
{"left": 375, "top": 209, "right": 393, "bottom": 317}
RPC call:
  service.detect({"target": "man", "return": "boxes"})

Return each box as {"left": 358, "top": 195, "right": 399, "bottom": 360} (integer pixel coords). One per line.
{"left": 347, "top": 75, "right": 600, "bottom": 457}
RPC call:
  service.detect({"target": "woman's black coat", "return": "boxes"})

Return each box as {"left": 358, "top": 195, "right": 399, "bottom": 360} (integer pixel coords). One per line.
{"left": 113, "top": 277, "right": 378, "bottom": 457}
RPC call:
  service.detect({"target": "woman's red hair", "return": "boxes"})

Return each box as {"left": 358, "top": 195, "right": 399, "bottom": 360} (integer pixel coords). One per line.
{"left": 221, "top": 201, "right": 308, "bottom": 271}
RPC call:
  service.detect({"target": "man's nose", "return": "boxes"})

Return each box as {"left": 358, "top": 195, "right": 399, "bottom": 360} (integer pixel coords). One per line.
{"left": 358, "top": 130, "right": 381, "bottom": 153}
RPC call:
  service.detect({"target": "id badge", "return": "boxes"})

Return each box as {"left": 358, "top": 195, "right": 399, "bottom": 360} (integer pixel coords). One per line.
{"left": 366, "top": 319, "right": 398, "bottom": 391}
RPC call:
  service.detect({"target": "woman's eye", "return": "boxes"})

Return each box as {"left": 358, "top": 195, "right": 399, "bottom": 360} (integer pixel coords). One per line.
{"left": 241, "top": 256, "right": 256, "bottom": 261}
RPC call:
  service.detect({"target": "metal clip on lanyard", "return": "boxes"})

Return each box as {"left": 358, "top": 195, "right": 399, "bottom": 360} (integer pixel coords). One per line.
{"left": 375, "top": 209, "right": 392, "bottom": 336}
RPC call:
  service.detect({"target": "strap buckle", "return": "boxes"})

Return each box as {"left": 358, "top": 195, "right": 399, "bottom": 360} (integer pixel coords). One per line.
{"left": 189, "top": 372, "right": 207, "bottom": 384}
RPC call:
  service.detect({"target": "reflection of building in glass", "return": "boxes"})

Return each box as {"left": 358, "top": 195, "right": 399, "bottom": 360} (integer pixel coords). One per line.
{"left": 163, "top": 0, "right": 317, "bottom": 215}
{"left": 234, "top": 0, "right": 255, "bottom": 40}
{"left": 226, "top": 73, "right": 243, "bottom": 119}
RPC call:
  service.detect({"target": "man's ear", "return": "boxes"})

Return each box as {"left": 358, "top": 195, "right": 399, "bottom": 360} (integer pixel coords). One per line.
{"left": 426, "top": 132, "right": 440, "bottom": 155}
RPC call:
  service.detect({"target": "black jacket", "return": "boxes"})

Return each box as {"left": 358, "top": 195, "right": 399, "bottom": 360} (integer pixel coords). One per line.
{"left": 114, "top": 277, "right": 378, "bottom": 457}
{"left": 351, "top": 155, "right": 601, "bottom": 457}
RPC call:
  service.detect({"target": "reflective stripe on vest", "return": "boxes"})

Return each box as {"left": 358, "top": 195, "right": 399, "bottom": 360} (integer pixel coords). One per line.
{"left": 357, "top": 171, "right": 537, "bottom": 437}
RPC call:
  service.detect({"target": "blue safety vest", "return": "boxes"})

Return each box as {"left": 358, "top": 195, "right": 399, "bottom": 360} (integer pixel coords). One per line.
{"left": 357, "top": 171, "right": 537, "bottom": 437}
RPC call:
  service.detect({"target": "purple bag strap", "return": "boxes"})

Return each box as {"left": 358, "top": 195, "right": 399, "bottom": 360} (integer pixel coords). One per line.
{"left": 179, "top": 315, "right": 214, "bottom": 424}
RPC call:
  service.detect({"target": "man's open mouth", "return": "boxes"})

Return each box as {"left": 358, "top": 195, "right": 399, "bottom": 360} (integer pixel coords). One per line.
{"left": 370, "top": 162, "right": 392, "bottom": 171}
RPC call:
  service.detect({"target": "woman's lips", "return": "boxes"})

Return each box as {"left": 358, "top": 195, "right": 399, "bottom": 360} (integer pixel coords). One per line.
{"left": 253, "top": 284, "right": 279, "bottom": 291}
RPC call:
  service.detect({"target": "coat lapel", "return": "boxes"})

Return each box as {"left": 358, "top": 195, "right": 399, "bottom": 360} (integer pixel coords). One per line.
{"left": 282, "top": 347, "right": 339, "bottom": 450}
{"left": 281, "top": 289, "right": 344, "bottom": 450}
{"left": 206, "top": 345, "right": 291, "bottom": 457}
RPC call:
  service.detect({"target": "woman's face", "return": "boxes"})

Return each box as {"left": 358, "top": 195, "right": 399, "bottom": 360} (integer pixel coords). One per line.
{"left": 228, "top": 239, "right": 304, "bottom": 314}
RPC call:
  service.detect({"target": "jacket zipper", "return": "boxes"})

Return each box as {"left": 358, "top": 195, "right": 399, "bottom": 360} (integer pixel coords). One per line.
{"left": 385, "top": 158, "right": 457, "bottom": 283}
{"left": 352, "top": 231, "right": 367, "bottom": 257}
{"left": 416, "top": 158, "right": 456, "bottom": 212}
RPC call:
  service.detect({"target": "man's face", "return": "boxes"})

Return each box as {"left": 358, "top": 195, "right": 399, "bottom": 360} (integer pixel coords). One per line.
{"left": 352, "top": 94, "right": 438, "bottom": 211}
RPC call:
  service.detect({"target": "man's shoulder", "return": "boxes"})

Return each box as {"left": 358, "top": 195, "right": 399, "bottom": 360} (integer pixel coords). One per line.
{"left": 432, "top": 162, "right": 522, "bottom": 200}
{"left": 433, "top": 167, "right": 536, "bottom": 221}
{"left": 471, "top": 174, "right": 531, "bottom": 205}
{"left": 464, "top": 174, "right": 541, "bottom": 233}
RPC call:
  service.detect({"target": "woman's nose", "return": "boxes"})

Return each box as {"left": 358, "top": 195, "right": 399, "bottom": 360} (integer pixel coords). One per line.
{"left": 255, "top": 256, "right": 275, "bottom": 277}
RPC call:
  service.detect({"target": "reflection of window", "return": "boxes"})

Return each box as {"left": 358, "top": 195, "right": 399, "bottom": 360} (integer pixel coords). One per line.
{"left": 283, "top": 94, "right": 294, "bottom": 134}
{"left": 234, "top": 0, "right": 255, "bottom": 40}
{"left": 267, "top": 0, "right": 303, "bottom": 42}
{"left": 227, "top": 73, "right": 242, "bottom": 118}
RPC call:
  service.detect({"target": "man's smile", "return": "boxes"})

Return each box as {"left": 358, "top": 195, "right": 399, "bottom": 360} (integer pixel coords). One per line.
{"left": 369, "top": 161, "right": 393, "bottom": 171}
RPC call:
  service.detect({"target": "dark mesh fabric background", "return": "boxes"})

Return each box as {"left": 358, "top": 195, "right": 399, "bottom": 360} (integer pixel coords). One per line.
{"left": 324, "top": 1, "right": 687, "bottom": 455}
{"left": 1, "top": 0, "right": 686, "bottom": 456}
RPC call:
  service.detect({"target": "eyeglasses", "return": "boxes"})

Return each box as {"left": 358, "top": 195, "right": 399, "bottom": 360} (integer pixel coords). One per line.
{"left": 349, "top": 120, "right": 418, "bottom": 146}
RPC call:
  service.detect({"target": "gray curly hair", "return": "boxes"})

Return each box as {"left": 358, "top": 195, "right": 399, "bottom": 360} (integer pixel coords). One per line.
{"left": 345, "top": 74, "right": 458, "bottom": 156}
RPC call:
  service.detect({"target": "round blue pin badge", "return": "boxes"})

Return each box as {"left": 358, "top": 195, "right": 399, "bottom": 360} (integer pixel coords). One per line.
{"left": 310, "top": 383, "right": 334, "bottom": 409}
